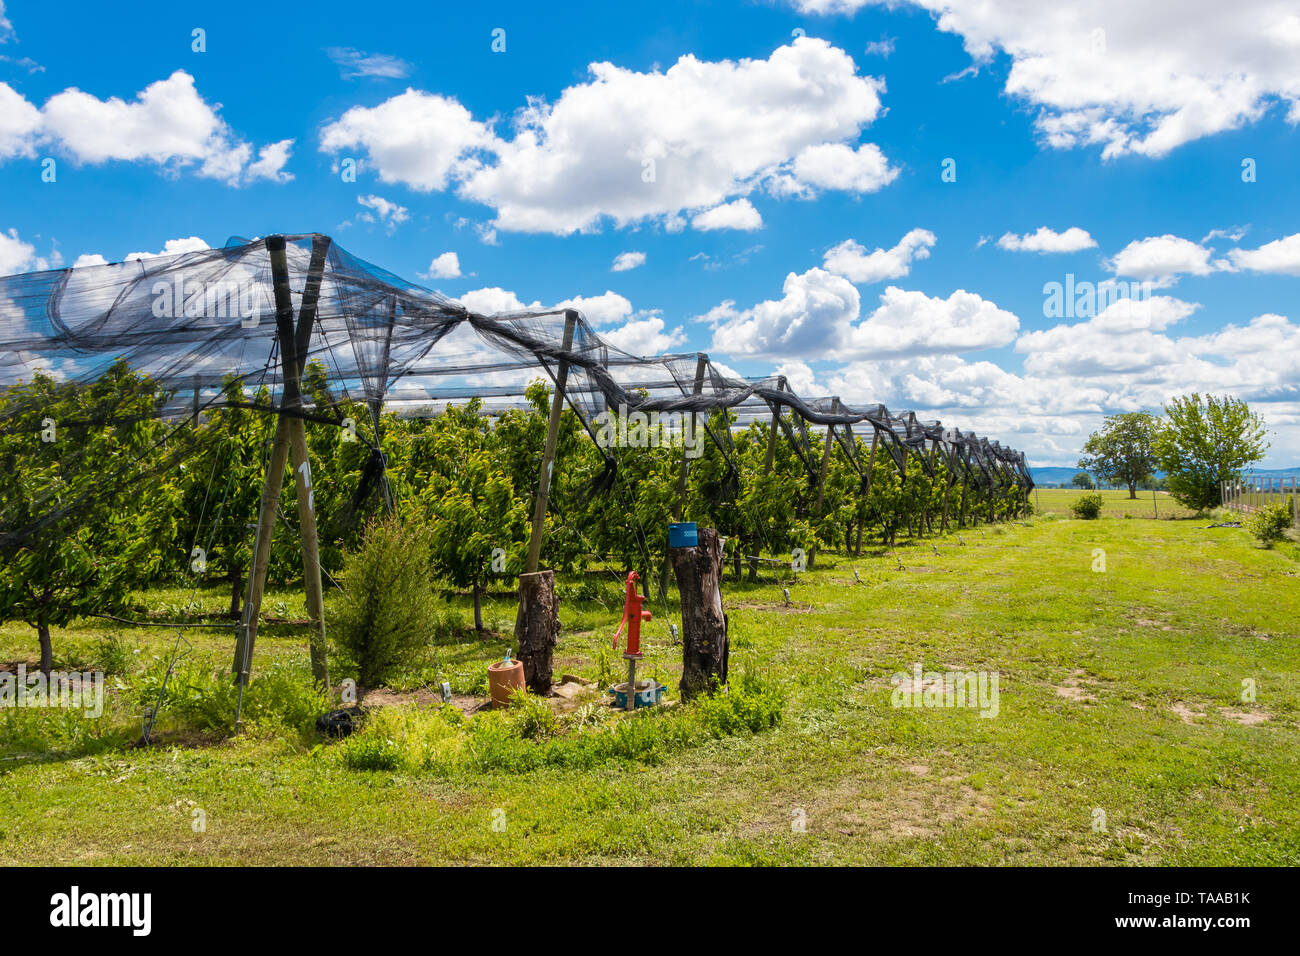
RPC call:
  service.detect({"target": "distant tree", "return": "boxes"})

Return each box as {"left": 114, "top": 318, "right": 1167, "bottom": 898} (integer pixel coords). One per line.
{"left": 1078, "top": 412, "right": 1159, "bottom": 499}
{"left": 1071, "top": 471, "right": 1095, "bottom": 490}
{"left": 1154, "top": 394, "right": 1267, "bottom": 511}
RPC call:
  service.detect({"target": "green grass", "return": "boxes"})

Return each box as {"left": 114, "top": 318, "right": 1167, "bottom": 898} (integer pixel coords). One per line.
{"left": 1034, "top": 487, "right": 1196, "bottom": 519}
{"left": 1, "top": 511, "right": 1298, "bottom": 866}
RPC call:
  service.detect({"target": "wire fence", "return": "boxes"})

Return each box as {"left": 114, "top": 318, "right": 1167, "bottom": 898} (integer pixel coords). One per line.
{"left": 1222, "top": 475, "right": 1300, "bottom": 524}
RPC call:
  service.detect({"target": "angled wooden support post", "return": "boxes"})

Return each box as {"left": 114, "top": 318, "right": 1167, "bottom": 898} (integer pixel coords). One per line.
{"left": 233, "top": 235, "right": 330, "bottom": 692}
{"left": 525, "top": 309, "right": 577, "bottom": 574}
{"left": 284, "top": 236, "right": 331, "bottom": 689}
{"left": 233, "top": 418, "right": 290, "bottom": 683}
{"left": 518, "top": 309, "right": 577, "bottom": 695}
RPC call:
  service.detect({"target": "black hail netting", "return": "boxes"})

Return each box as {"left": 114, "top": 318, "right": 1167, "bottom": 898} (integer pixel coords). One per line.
{"left": 0, "top": 233, "right": 1031, "bottom": 549}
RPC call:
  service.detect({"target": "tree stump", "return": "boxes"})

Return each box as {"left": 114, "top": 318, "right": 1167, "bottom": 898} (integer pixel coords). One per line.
{"left": 670, "top": 527, "right": 728, "bottom": 701}
{"left": 515, "top": 570, "right": 560, "bottom": 694}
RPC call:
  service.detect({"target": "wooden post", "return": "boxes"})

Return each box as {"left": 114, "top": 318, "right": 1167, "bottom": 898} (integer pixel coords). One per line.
{"left": 748, "top": 376, "right": 786, "bottom": 580}
{"left": 662, "top": 353, "right": 708, "bottom": 598}
{"left": 922, "top": 437, "right": 937, "bottom": 535}
{"left": 271, "top": 235, "right": 330, "bottom": 688}
{"left": 515, "top": 570, "right": 559, "bottom": 695}
{"left": 525, "top": 309, "right": 577, "bottom": 573}
{"left": 234, "top": 235, "right": 331, "bottom": 687}
{"left": 958, "top": 447, "right": 972, "bottom": 528}
{"left": 514, "top": 310, "right": 576, "bottom": 696}
{"left": 941, "top": 443, "right": 957, "bottom": 531}
{"left": 857, "top": 428, "right": 879, "bottom": 554}
{"left": 1292, "top": 475, "right": 1298, "bottom": 527}
{"left": 670, "top": 527, "right": 728, "bottom": 701}
{"left": 233, "top": 419, "right": 290, "bottom": 681}
{"left": 763, "top": 376, "right": 786, "bottom": 474}
{"left": 674, "top": 353, "right": 709, "bottom": 520}
{"left": 809, "top": 397, "right": 838, "bottom": 569}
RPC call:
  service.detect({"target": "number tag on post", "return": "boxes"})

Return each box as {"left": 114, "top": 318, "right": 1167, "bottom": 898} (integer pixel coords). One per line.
{"left": 298, "top": 461, "right": 313, "bottom": 512}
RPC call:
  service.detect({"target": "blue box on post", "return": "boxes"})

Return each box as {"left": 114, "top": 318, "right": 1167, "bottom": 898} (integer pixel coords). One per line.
{"left": 668, "top": 522, "right": 698, "bottom": 548}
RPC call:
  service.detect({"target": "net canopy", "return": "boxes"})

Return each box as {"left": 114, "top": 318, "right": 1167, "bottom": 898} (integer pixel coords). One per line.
{"left": 0, "top": 233, "right": 1031, "bottom": 542}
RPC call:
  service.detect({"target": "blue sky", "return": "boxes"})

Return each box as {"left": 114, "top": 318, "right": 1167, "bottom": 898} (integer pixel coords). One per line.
{"left": 2, "top": 0, "right": 1299, "bottom": 466}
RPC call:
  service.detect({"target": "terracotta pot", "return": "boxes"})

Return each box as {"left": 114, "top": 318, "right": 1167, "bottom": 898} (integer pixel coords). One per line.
{"left": 487, "top": 659, "right": 525, "bottom": 706}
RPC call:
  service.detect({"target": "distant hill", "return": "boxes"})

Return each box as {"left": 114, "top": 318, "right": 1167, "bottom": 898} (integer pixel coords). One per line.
{"left": 1029, "top": 467, "right": 1098, "bottom": 487}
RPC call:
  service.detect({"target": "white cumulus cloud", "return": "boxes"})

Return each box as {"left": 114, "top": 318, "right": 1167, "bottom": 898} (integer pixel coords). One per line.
{"left": 321, "top": 39, "right": 892, "bottom": 235}
{"left": 823, "top": 228, "right": 935, "bottom": 283}
{"left": 611, "top": 251, "right": 646, "bottom": 272}
{"left": 692, "top": 198, "right": 763, "bottom": 232}
{"left": 1227, "top": 233, "right": 1300, "bottom": 276}
{"left": 791, "top": 0, "right": 1300, "bottom": 158}
{"left": 320, "top": 89, "right": 495, "bottom": 192}
{"left": 996, "top": 226, "right": 1096, "bottom": 253}
{"left": 0, "top": 227, "right": 35, "bottom": 274}
{"left": 38, "top": 72, "right": 292, "bottom": 184}
{"left": 425, "top": 251, "right": 461, "bottom": 279}
{"left": 790, "top": 142, "right": 897, "bottom": 194}
{"left": 1107, "top": 234, "right": 1219, "bottom": 286}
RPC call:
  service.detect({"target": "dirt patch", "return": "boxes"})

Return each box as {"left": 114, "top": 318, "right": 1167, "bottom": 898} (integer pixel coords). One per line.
{"left": 1052, "top": 669, "right": 1098, "bottom": 703}
{"left": 836, "top": 782, "right": 992, "bottom": 839}
{"left": 891, "top": 671, "right": 947, "bottom": 697}
{"left": 1132, "top": 617, "right": 1174, "bottom": 631}
{"left": 1054, "top": 685, "right": 1096, "bottom": 702}
{"left": 1219, "top": 708, "right": 1269, "bottom": 726}
{"left": 1168, "top": 702, "right": 1204, "bottom": 724}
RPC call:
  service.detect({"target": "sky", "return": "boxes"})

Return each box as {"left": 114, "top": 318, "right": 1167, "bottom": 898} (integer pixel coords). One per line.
{"left": 1, "top": 0, "right": 1299, "bottom": 467}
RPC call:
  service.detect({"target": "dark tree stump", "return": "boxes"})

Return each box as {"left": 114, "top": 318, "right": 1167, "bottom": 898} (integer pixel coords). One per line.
{"left": 671, "top": 527, "right": 729, "bottom": 701}
{"left": 515, "top": 570, "right": 560, "bottom": 694}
